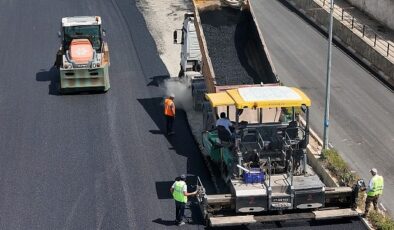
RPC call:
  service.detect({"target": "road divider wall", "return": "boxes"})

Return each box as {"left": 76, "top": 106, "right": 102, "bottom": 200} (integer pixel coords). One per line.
{"left": 287, "top": 0, "right": 394, "bottom": 88}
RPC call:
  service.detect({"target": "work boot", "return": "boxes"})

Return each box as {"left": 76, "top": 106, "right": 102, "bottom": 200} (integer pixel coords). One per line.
{"left": 177, "top": 221, "right": 185, "bottom": 226}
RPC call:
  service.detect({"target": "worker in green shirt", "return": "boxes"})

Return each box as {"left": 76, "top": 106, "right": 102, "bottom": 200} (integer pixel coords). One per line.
{"left": 170, "top": 174, "right": 198, "bottom": 226}
{"left": 364, "top": 168, "right": 384, "bottom": 217}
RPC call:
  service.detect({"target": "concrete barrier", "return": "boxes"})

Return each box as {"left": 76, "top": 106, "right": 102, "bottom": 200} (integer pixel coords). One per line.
{"left": 306, "top": 142, "right": 338, "bottom": 187}
{"left": 345, "top": 0, "right": 394, "bottom": 31}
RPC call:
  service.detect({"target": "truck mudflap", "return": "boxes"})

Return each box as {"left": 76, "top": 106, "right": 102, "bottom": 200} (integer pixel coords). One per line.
{"left": 207, "top": 208, "right": 359, "bottom": 227}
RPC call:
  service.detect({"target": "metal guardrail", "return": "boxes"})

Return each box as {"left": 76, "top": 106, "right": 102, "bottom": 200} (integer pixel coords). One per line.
{"left": 318, "top": 0, "right": 393, "bottom": 59}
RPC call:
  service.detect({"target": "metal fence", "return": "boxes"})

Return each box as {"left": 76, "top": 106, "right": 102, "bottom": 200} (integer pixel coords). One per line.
{"left": 318, "top": 0, "right": 393, "bottom": 59}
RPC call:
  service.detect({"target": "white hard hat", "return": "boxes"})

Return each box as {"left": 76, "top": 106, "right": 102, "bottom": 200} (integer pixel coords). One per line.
{"left": 169, "top": 93, "right": 175, "bottom": 98}
{"left": 370, "top": 168, "right": 378, "bottom": 174}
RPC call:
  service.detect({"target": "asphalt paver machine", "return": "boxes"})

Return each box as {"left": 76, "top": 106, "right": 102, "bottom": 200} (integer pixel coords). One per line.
{"left": 196, "top": 85, "right": 360, "bottom": 227}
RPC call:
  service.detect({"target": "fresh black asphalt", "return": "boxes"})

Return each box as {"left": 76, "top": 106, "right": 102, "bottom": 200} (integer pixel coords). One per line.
{"left": 0, "top": 0, "right": 214, "bottom": 229}
{"left": 0, "top": 0, "right": 367, "bottom": 229}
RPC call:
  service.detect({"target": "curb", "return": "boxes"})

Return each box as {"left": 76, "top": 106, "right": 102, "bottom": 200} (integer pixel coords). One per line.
{"left": 360, "top": 216, "right": 375, "bottom": 230}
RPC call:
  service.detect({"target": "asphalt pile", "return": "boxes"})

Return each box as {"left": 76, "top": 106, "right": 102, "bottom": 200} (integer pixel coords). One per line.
{"left": 201, "top": 9, "right": 253, "bottom": 85}
{"left": 200, "top": 8, "right": 276, "bottom": 86}
{"left": 202, "top": 24, "right": 254, "bottom": 85}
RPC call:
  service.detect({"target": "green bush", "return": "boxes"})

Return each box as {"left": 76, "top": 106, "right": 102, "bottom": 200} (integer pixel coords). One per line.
{"left": 320, "top": 148, "right": 394, "bottom": 229}
{"left": 321, "top": 149, "right": 357, "bottom": 186}
{"left": 368, "top": 211, "right": 394, "bottom": 230}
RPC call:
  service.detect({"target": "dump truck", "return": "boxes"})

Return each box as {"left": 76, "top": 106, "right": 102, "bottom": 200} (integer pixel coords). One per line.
{"left": 173, "top": 12, "right": 205, "bottom": 110}
{"left": 173, "top": 0, "right": 279, "bottom": 110}
{"left": 55, "top": 16, "right": 110, "bottom": 93}
{"left": 174, "top": 0, "right": 361, "bottom": 227}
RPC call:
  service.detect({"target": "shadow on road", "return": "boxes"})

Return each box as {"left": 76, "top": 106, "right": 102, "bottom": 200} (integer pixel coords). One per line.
{"left": 35, "top": 66, "right": 60, "bottom": 96}
{"left": 138, "top": 97, "right": 216, "bottom": 227}
{"left": 149, "top": 130, "right": 163, "bottom": 135}
{"left": 137, "top": 97, "right": 214, "bottom": 193}
{"left": 152, "top": 218, "right": 177, "bottom": 226}
{"left": 147, "top": 74, "right": 170, "bottom": 87}
{"left": 152, "top": 201, "right": 205, "bottom": 227}
{"left": 155, "top": 181, "right": 174, "bottom": 199}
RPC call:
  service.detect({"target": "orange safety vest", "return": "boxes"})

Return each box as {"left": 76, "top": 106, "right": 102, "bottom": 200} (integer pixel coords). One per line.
{"left": 164, "top": 98, "right": 175, "bottom": 116}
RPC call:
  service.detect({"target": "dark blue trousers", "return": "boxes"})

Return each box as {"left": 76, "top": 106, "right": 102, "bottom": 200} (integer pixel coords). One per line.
{"left": 175, "top": 200, "right": 186, "bottom": 223}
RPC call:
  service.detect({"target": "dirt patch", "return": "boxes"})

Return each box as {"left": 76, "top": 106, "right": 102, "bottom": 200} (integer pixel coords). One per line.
{"left": 136, "top": 0, "right": 192, "bottom": 77}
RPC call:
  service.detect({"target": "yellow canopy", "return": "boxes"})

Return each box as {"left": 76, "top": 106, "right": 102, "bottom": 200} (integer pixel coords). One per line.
{"left": 205, "top": 86, "right": 311, "bottom": 109}
{"left": 205, "top": 92, "right": 235, "bottom": 107}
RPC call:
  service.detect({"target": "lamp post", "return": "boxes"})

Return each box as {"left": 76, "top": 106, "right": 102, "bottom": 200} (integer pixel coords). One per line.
{"left": 323, "top": 0, "right": 334, "bottom": 150}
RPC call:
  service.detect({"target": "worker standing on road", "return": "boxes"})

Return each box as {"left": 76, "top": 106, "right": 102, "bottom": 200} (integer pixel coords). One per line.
{"left": 364, "top": 168, "right": 384, "bottom": 217}
{"left": 170, "top": 174, "right": 197, "bottom": 226}
{"left": 164, "top": 94, "right": 176, "bottom": 135}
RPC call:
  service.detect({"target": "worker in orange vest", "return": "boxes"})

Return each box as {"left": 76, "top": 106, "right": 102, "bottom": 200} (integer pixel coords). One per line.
{"left": 164, "top": 94, "right": 176, "bottom": 135}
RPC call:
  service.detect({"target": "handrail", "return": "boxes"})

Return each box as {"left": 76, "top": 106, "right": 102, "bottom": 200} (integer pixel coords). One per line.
{"left": 257, "top": 131, "right": 264, "bottom": 149}
{"left": 317, "top": 0, "right": 393, "bottom": 59}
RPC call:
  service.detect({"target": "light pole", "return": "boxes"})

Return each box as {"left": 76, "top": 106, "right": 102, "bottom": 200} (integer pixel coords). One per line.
{"left": 323, "top": 0, "right": 334, "bottom": 150}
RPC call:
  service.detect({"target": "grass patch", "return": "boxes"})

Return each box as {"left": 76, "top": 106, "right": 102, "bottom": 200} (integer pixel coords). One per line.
{"left": 320, "top": 149, "right": 357, "bottom": 186}
{"left": 368, "top": 210, "right": 394, "bottom": 230}
{"left": 320, "top": 148, "right": 394, "bottom": 229}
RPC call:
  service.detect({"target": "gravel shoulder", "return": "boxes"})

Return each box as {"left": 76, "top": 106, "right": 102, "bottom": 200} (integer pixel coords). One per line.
{"left": 136, "top": 0, "right": 192, "bottom": 77}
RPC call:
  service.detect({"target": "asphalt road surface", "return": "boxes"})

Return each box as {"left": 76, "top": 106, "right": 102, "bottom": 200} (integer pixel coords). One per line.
{"left": 0, "top": 0, "right": 214, "bottom": 229}
{"left": 0, "top": 0, "right": 367, "bottom": 229}
{"left": 251, "top": 0, "right": 394, "bottom": 215}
